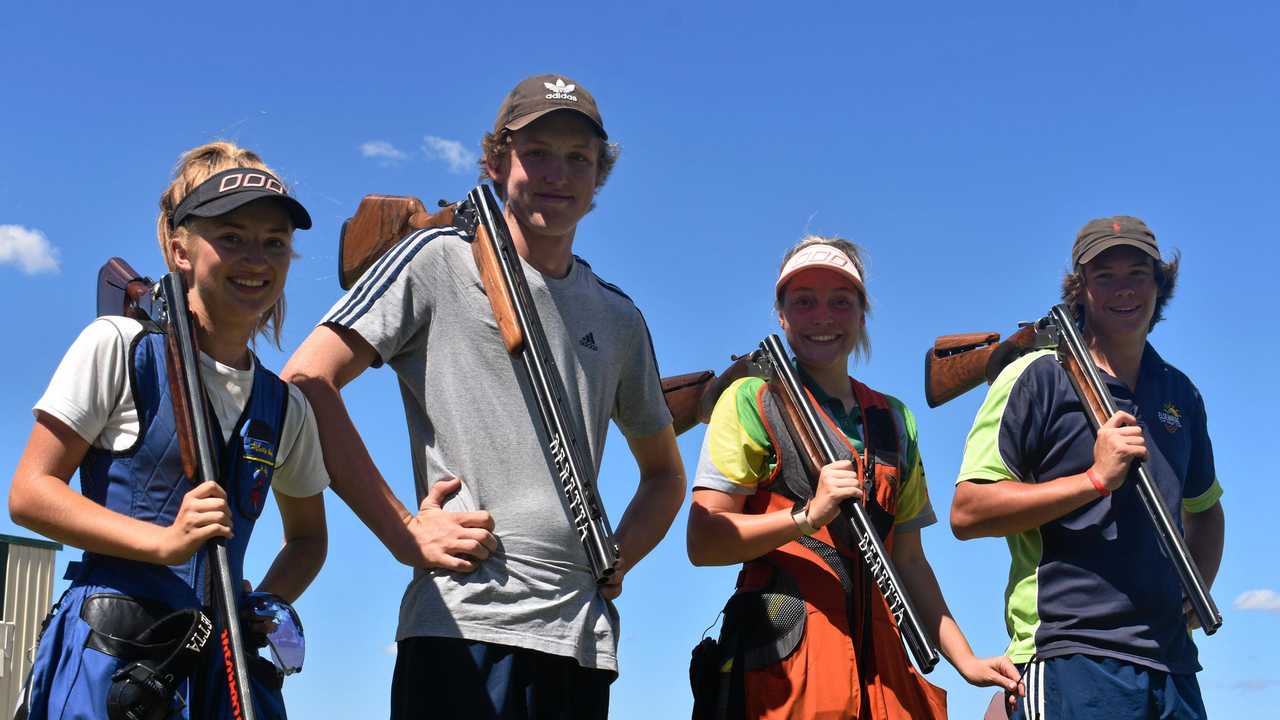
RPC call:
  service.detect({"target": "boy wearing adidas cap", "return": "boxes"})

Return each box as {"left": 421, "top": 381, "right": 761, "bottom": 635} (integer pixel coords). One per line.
{"left": 950, "top": 216, "right": 1225, "bottom": 718}
{"left": 284, "top": 74, "right": 684, "bottom": 718}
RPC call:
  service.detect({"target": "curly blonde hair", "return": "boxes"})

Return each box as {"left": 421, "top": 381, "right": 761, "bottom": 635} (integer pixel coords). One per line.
{"left": 156, "top": 141, "right": 290, "bottom": 347}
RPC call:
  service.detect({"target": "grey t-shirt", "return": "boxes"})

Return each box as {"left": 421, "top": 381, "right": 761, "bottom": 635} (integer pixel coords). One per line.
{"left": 321, "top": 227, "right": 671, "bottom": 671}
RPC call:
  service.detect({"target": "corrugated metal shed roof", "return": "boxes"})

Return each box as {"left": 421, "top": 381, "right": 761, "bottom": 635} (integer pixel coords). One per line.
{"left": 0, "top": 534, "right": 62, "bottom": 552}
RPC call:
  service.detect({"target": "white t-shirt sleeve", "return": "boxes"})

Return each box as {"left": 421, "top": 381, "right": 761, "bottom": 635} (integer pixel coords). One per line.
{"left": 271, "top": 384, "right": 330, "bottom": 498}
{"left": 34, "top": 319, "right": 329, "bottom": 498}
{"left": 33, "top": 317, "right": 144, "bottom": 449}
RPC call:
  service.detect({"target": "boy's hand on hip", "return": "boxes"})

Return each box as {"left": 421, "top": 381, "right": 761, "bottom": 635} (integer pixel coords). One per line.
{"left": 403, "top": 477, "right": 497, "bottom": 572}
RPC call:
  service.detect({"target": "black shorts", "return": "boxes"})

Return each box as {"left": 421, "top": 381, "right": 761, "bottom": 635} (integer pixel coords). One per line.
{"left": 390, "top": 636, "right": 614, "bottom": 720}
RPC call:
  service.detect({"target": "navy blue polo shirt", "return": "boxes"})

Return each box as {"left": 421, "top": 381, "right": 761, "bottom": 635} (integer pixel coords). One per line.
{"left": 957, "top": 344, "right": 1222, "bottom": 673}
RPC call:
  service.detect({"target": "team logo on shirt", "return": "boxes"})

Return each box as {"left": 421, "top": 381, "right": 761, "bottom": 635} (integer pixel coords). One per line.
{"left": 579, "top": 332, "right": 599, "bottom": 351}
{"left": 544, "top": 79, "right": 578, "bottom": 102}
{"left": 1157, "top": 401, "right": 1183, "bottom": 433}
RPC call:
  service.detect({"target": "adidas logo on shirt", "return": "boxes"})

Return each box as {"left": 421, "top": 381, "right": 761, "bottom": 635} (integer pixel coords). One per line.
{"left": 579, "top": 333, "right": 599, "bottom": 351}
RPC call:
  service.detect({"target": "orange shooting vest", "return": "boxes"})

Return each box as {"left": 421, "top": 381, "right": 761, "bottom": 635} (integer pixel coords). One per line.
{"left": 725, "top": 377, "right": 946, "bottom": 720}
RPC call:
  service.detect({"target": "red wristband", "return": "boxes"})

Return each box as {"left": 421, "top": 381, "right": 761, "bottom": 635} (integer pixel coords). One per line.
{"left": 1087, "top": 468, "right": 1110, "bottom": 497}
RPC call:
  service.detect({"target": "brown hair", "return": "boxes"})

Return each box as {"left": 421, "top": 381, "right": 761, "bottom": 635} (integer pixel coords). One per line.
{"left": 478, "top": 126, "right": 620, "bottom": 201}
{"left": 776, "top": 235, "right": 872, "bottom": 361}
{"left": 155, "top": 141, "right": 290, "bottom": 347}
{"left": 1060, "top": 252, "right": 1180, "bottom": 331}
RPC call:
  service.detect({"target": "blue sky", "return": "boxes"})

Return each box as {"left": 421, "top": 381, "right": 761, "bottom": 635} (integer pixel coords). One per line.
{"left": 3, "top": 1, "right": 1278, "bottom": 716}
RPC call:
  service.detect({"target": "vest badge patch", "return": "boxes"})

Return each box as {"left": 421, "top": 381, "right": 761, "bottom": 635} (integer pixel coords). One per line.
{"left": 244, "top": 437, "right": 277, "bottom": 467}
{"left": 242, "top": 429, "right": 277, "bottom": 517}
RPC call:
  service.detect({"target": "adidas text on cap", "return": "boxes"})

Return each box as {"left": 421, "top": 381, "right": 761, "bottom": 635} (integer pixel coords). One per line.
{"left": 493, "top": 74, "right": 607, "bottom": 140}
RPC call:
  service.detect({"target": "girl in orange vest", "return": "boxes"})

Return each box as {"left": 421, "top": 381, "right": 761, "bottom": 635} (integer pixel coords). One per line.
{"left": 687, "top": 236, "right": 1022, "bottom": 719}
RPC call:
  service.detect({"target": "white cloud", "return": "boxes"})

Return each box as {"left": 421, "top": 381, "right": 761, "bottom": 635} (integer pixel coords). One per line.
{"left": 1235, "top": 589, "right": 1280, "bottom": 613}
{"left": 359, "top": 140, "right": 408, "bottom": 163}
{"left": 0, "top": 225, "right": 60, "bottom": 274}
{"left": 1231, "top": 678, "right": 1280, "bottom": 692}
{"left": 422, "top": 136, "right": 476, "bottom": 175}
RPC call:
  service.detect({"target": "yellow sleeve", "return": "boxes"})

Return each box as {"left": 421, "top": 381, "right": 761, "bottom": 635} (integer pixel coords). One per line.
{"left": 693, "top": 377, "right": 773, "bottom": 493}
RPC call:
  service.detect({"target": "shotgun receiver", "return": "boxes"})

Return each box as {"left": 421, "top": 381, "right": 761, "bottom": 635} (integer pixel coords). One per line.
{"left": 753, "top": 333, "right": 941, "bottom": 674}
{"left": 455, "top": 185, "right": 620, "bottom": 583}
{"left": 97, "top": 258, "right": 259, "bottom": 719}
{"left": 1046, "top": 304, "right": 1222, "bottom": 635}
{"left": 338, "top": 193, "right": 718, "bottom": 434}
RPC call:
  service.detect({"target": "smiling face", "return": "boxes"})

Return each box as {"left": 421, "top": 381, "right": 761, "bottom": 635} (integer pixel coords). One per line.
{"left": 172, "top": 198, "right": 294, "bottom": 334}
{"left": 778, "top": 267, "right": 866, "bottom": 374}
{"left": 1080, "top": 244, "right": 1158, "bottom": 343}
{"left": 488, "top": 111, "right": 602, "bottom": 243}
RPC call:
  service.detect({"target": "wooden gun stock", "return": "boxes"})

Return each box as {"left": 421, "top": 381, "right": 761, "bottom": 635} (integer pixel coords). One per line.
{"left": 470, "top": 220, "right": 524, "bottom": 353}
{"left": 338, "top": 194, "right": 456, "bottom": 289}
{"left": 165, "top": 331, "right": 201, "bottom": 481}
{"left": 660, "top": 371, "right": 715, "bottom": 436}
{"left": 923, "top": 332, "right": 1000, "bottom": 408}
{"left": 97, "top": 256, "right": 154, "bottom": 320}
{"left": 923, "top": 324, "right": 1042, "bottom": 407}
{"left": 658, "top": 353, "right": 768, "bottom": 436}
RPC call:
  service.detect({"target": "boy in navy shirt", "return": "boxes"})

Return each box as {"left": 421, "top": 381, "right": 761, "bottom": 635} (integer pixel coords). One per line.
{"left": 951, "top": 216, "right": 1224, "bottom": 719}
